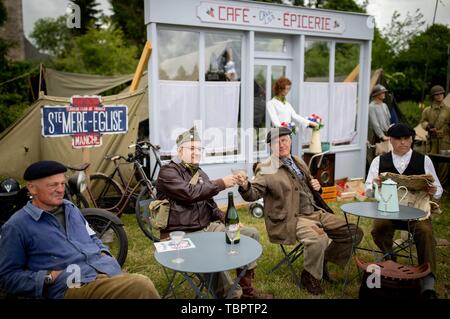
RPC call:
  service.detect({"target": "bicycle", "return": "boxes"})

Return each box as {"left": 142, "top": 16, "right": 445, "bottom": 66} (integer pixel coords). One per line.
{"left": 89, "top": 141, "right": 163, "bottom": 242}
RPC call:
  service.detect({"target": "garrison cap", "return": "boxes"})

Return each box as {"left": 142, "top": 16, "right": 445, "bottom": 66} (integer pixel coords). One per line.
{"left": 23, "top": 160, "right": 67, "bottom": 181}
{"left": 176, "top": 126, "right": 201, "bottom": 148}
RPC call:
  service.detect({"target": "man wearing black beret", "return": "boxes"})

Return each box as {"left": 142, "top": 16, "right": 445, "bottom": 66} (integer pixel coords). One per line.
{"left": 365, "top": 123, "right": 442, "bottom": 299}
{"left": 237, "top": 127, "right": 363, "bottom": 295}
{"left": 0, "top": 160, "right": 160, "bottom": 299}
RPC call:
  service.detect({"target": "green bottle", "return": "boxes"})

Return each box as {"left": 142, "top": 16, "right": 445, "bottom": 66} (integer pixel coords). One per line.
{"left": 225, "top": 192, "right": 240, "bottom": 244}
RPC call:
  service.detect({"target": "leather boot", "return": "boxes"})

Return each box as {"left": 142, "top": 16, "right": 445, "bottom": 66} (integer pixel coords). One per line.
{"left": 237, "top": 268, "right": 273, "bottom": 299}
{"left": 300, "top": 269, "right": 324, "bottom": 295}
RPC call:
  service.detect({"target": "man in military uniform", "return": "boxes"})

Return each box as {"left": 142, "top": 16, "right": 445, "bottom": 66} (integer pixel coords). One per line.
{"left": 420, "top": 85, "right": 450, "bottom": 183}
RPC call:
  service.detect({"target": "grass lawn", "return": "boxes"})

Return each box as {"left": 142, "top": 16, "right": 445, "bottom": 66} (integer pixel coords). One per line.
{"left": 120, "top": 193, "right": 450, "bottom": 299}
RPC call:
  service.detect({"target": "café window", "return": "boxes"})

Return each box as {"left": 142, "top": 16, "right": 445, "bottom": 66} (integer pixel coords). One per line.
{"left": 205, "top": 33, "right": 241, "bottom": 82}
{"left": 158, "top": 30, "right": 199, "bottom": 81}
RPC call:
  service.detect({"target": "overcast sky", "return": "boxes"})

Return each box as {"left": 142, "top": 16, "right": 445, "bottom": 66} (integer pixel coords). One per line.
{"left": 22, "top": 0, "right": 450, "bottom": 40}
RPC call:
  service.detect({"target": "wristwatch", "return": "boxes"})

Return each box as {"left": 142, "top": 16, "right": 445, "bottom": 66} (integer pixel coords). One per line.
{"left": 44, "top": 271, "right": 53, "bottom": 285}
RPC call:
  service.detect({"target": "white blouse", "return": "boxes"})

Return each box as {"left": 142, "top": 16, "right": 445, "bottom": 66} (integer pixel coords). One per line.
{"left": 266, "top": 98, "right": 312, "bottom": 128}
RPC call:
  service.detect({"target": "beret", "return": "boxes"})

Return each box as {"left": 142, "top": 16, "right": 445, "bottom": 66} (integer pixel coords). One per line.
{"left": 176, "top": 126, "right": 201, "bottom": 147}
{"left": 266, "top": 127, "right": 292, "bottom": 143}
{"left": 387, "top": 123, "right": 415, "bottom": 138}
{"left": 23, "top": 160, "right": 67, "bottom": 181}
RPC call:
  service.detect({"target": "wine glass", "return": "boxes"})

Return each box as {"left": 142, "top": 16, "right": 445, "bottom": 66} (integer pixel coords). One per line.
{"left": 226, "top": 225, "right": 239, "bottom": 255}
{"left": 169, "top": 231, "right": 185, "bottom": 263}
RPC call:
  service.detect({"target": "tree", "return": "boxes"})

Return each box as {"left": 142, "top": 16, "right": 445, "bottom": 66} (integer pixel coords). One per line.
{"left": 54, "top": 26, "right": 138, "bottom": 75}
{"left": 30, "top": 16, "right": 72, "bottom": 56}
{"left": 70, "top": 0, "right": 101, "bottom": 35}
{"left": 110, "top": 0, "right": 146, "bottom": 49}
{"left": 391, "top": 24, "right": 450, "bottom": 102}
{"left": 382, "top": 9, "right": 425, "bottom": 55}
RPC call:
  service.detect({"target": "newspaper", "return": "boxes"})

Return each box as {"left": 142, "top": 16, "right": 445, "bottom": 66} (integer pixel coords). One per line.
{"left": 154, "top": 238, "right": 196, "bottom": 253}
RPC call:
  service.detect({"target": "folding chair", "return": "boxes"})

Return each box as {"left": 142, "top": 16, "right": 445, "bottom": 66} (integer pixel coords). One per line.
{"left": 269, "top": 243, "right": 304, "bottom": 287}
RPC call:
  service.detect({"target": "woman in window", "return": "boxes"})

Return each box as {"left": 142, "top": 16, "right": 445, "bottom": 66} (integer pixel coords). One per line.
{"left": 267, "top": 77, "right": 318, "bottom": 129}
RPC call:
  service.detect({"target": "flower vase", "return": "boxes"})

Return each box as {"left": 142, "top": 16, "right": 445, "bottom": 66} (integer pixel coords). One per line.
{"left": 309, "top": 129, "right": 322, "bottom": 153}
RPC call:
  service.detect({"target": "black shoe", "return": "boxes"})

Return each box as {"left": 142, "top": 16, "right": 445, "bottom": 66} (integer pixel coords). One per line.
{"left": 300, "top": 270, "right": 324, "bottom": 295}
{"left": 421, "top": 290, "right": 438, "bottom": 300}
{"left": 322, "top": 262, "right": 337, "bottom": 284}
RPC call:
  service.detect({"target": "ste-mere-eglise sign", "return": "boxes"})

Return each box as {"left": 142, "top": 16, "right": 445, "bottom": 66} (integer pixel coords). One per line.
{"left": 41, "top": 96, "right": 128, "bottom": 148}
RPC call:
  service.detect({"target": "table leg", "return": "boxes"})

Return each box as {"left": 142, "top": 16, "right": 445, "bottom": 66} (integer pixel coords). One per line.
{"left": 226, "top": 266, "right": 248, "bottom": 299}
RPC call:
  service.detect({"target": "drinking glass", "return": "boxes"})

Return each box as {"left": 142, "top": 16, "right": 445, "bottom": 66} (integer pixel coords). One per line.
{"left": 169, "top": 231, "right": 185, "bottom": 263}
{"left": 226, "top": 226, "right": 239, "bottom": 255}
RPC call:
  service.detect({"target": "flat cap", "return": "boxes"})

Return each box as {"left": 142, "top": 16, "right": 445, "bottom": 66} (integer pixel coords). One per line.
{"left": 23, "top": 160, "right": 67, "bottom": 181}
{"left": 371, "top": 84, "right": 388, "bottom": 98}
{"left": 176, "top": 126, "right": 201, "bottom": 148}
{"left": 387, "top": 123, "right": 415, "bottom": 138}
{"left": 266, "top": 127, "right": 292, "bottom": 143}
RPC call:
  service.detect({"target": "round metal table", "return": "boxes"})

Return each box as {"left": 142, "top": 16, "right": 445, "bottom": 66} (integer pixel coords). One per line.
{"left": 340, "top": 202, "right": 427, "bottom": 221}
{"left": 154, "top": 232, "right": 262, "bottom": 298}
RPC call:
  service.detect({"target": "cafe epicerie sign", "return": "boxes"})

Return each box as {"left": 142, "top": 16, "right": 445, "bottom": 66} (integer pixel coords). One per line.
{"left": 41, "top": 96, "right": 128, "bottom": 148}
{"left": 197, "top": 1, "right": 345, "bottom": 34}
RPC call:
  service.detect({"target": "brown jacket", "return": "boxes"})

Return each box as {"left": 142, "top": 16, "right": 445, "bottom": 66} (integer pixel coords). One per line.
{"left": 156, "top": 160, "right": 226, "bottom": 233}
{"left": 239, "top": 155, "right": 333, "bottom": 245}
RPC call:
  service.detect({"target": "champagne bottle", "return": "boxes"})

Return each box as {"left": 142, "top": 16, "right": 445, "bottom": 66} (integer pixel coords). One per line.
{"left": 225, "top": 191, "right": 240, "bottom": 244}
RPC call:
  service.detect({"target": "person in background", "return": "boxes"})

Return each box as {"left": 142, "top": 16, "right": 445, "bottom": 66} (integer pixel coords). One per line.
{"left": 420, "top": 85, "right": 450, "bottom": 184}
{"left": 0, "top": 160, "right": 160, "bottom": 299}
{"left": 365, "top": 123, "right": 442, "bottom": 299}
{"left": 267, "top": 77, "right": 318, "bottom": 130}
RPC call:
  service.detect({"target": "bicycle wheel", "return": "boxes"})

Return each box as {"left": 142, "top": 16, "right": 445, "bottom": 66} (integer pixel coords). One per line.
{"left": 135, "top": 185, "right": 160, "bottom": 242}
{"left": 89, "top": 174, "right": 124, "bottom": 212}
{"left": 82, "top": 208, "right": 128, "bottom": 266}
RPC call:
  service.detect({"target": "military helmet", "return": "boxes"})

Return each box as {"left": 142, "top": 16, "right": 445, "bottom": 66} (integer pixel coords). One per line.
{"left": 371, "top": 84, "right": 388, "bottom": 98}
{"left": 430, "top": 85, "right": 445, "bottom": 96}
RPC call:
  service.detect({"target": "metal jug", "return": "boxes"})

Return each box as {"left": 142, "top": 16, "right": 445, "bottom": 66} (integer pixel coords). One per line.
{"left": 373, "top": 178, "right": 408, "bottom": 212}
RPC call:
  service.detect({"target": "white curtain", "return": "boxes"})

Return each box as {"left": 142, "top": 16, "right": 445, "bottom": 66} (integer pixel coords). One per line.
{"left": 299, "top": 82, "right": 330, "bottom": 144}
{"left": 158, "top": 81, "right": 200, "bottom": 153}
{"left": 299, "top": 82, "right": 357, "bottom": 145}
{"left": 204, "top": 82, "right": 240, "bottom": 153}
{"left": 329, "top": 83, "right": 358, "bottom": 144}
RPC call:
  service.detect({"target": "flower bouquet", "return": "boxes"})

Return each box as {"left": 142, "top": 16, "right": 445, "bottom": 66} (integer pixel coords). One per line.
{"left": 307, "top": 114, "right": 324, "bottom": 153}
{"left": 280, "top": 121, "right": 297, "bottom": 135}
{"left": 308, "top": 114, "right": 324, "bottom": 131}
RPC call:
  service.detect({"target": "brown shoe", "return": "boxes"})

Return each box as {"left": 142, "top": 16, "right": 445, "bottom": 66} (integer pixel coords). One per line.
{"left": 301, "top": 270, "right": 324, "bottom": 295}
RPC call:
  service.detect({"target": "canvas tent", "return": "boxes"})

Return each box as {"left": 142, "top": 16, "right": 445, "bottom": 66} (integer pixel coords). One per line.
{"left": 0, "top": 68, "right": 149, "bottom": 180}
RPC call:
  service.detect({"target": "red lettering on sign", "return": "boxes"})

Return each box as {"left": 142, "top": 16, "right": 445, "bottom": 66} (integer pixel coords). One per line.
{"left": 308, "top": 16, "right": 313, "bottom": 29}
{"left": 243, "top": 8, "right": 249, "bottom": 22}
{"left": 315, "top": 17, "right": 321, "bottom": 29}
{"left": 219, "top": 6, "right": 226, "bottom": 21}
{"left": 324, "top": 17, "right": 331, "bottom": 30}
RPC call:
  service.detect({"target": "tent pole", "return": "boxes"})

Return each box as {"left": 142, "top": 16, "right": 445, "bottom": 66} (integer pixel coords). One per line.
{"left": 129, "top": 41, "right": 152, "bottom": 92}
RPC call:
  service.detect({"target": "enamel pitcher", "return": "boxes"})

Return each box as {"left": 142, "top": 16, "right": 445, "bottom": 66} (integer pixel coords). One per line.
{"left": 373, "top": 178, "right": 408, "bottom": 212}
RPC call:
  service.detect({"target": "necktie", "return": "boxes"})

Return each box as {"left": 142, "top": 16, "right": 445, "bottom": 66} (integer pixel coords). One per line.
{"left": 283, "top": 157, "right": 303, "bottom": 178}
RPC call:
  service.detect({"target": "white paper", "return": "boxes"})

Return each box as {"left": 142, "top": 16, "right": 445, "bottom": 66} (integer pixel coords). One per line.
{"left": 154, "top": 238, "right": 196, "bottom": 253}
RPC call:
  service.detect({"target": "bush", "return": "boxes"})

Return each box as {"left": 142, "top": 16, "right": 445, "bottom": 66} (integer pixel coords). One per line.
{"left": 398, "top": 100, "right": 423, "bottom": 127}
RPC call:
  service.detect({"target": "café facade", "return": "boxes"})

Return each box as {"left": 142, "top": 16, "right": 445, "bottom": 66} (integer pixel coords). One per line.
{"left": 144, "top": 0, "right": 374, "bottom": 202}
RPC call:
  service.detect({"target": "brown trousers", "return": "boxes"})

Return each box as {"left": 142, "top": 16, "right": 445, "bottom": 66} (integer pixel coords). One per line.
{"left": 295, "top": 211, "right": 363, "bottom": 280}
{"left": 371, "top": 218, "right": 436, "bottom": 274}
{"left": 64, "top": 273, "right": 160, "bottom": 299}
